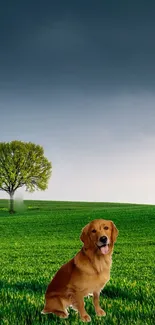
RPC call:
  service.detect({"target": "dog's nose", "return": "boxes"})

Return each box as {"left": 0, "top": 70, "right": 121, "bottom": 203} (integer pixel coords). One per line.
{"left": 100, "top": 236, "right": 107, "bottom": 243}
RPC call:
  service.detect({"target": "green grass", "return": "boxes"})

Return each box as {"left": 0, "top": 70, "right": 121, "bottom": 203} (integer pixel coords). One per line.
{"left": 0, "top": 199, "right": 155, "bottom": 325}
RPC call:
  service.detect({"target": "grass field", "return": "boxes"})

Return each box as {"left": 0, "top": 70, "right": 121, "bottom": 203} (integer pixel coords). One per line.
{"left": 0, "top": 199, "right": 155, "bottom": 325}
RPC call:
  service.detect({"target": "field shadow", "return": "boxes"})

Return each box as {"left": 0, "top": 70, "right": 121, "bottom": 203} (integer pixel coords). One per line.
{"left": 102, "top": 284, "right": 144, "bottom": 303}
{"left": 1, "top": 280, "right": 146, "bottom": 305}
{"left": 27, "top": 207, "right": 40, "bottom": 210}
{"left": 0, "top": 279, "right": 46, "bottom": 294}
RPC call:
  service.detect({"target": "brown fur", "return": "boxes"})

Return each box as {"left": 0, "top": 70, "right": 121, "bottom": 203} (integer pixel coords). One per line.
{"left": 42, "top": 219, "right": 118, "bottom": 322}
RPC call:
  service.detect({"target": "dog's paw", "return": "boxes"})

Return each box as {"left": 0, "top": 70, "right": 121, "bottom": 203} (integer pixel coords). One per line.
{"left": 81, "top": 313, "right": 91, "bottom": 322}
{"left": 55, "top": 311, "right": 69, "bottom": 319}
{"left": 59, "top": 312, "right": 68, "bottom": 319}
{"left": 96, "top": 308, "right": 106, "bottom": 316}
{"left": 41, "top": 309, "right": 51, "bottom": 314}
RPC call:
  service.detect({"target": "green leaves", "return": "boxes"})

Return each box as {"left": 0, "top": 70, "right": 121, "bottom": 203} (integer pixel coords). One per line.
{"left": 0, "top": 141, "right": 52, "bottom": 211}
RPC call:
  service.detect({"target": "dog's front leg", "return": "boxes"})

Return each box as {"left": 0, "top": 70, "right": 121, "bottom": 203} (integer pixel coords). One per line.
{"left": 93, "top": 291, "right": 106, "bottom": 316}
{"left": 74, "top": 293, "right": 91, "bottom": 322}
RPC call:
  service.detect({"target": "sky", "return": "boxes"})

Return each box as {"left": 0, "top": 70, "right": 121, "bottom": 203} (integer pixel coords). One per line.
{"left": 1, "top": 0, "right": 155, "bottom": 204}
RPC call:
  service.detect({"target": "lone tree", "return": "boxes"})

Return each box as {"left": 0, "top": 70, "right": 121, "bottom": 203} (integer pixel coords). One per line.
{"left": 0, "top": 140, "right": 52, "bottom": 213}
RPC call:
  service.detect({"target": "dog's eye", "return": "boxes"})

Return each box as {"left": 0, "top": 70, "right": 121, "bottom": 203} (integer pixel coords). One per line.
{"left": 92, "top": 229, "right": 96, "bottom": 233}
{"left": 104, "top": 226, "right": 109, "bottom": 230}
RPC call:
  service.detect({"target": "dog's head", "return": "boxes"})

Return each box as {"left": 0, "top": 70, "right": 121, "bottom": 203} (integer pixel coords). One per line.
{"left": 80, "top": 219, "right": 118, "bottom": 255}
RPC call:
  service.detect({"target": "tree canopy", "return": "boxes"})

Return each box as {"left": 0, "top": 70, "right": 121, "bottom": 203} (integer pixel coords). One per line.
{"left": 0, "top": 140, "right": 52, "bottom": 213}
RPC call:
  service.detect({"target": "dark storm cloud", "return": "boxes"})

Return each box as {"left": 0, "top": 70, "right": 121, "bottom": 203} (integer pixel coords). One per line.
{"left": 1, "top": 0, "right": 155, "bottom": 93}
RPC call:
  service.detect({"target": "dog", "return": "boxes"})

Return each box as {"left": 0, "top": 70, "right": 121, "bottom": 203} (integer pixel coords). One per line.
{"left": 42, "top": 219, "right": 118, "bottom": 322}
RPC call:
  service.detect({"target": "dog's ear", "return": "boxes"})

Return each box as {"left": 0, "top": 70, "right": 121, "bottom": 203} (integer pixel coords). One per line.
{"left": 111, "top": 221, "right": 119, "bottom": 244}
{"left": 80, "top": 223, "right": 90, "bottom": 248}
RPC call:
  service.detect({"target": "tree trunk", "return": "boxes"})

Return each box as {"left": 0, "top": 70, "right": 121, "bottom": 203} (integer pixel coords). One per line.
{"left": 9, "top": 192, "right": 15, "bottom": 214}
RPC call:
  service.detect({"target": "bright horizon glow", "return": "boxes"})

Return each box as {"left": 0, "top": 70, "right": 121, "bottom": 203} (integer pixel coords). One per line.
{"left": 1, "top": 93, "right": 155, "bottom": 205}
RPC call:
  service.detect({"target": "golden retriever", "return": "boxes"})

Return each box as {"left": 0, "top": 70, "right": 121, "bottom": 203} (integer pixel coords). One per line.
{"left": 42, "top": 219, "right": 118, "bottom": 322}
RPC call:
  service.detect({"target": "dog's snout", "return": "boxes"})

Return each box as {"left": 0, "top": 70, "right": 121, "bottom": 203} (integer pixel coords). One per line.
{"left": 100, "top": 236, "right": 107, "bottom": 243}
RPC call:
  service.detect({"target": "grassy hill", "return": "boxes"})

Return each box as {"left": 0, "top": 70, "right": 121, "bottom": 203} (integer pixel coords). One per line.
{"left": 0, "top": 199, "right": 155, "bottom": 324}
